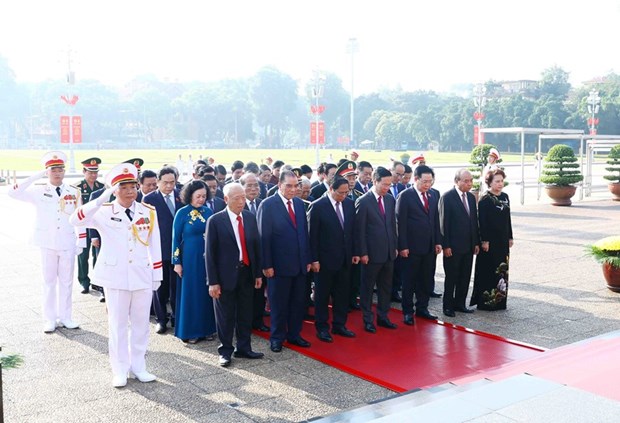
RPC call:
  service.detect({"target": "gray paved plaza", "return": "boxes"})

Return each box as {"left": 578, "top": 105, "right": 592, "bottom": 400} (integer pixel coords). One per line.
{"left": 1, "top": 180, "right": 619, "bottom": 422}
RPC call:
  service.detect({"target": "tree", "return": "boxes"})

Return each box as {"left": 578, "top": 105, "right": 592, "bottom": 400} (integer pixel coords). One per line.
{"left": 251, "top": 66, "right": 297, "bottom": 147}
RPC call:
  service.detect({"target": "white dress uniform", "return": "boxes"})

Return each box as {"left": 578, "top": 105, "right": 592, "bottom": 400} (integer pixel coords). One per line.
{"left": 70, "top": 163, "right": 162, "bottom": 387}
{"left": 8, "top": 151, "right": 85, "bottom": 331}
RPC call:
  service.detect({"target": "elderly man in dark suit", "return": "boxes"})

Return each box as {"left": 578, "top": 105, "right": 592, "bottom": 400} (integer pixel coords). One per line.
{"left": 257, "top": 170, "right": 313, "bottom": 352}
{"left": 439, "top": 169, "right": 480, "bottom": 317}
{"left": 240, "top": 173, "right": 269, "bottom": 332}
{"left": 308, "top": 175, "right": 358, "bottom": 343}
{"left": 396, "top": 165, "right": 442, "bottom": 325}
{"left": 206, "top": 183, "right": 264, "bottom": 367}
{"left": 143, "top": 167, "right": 182, "bottom": 334}
{"left": 355, "top": 166, "right": 399, "bottom": 333}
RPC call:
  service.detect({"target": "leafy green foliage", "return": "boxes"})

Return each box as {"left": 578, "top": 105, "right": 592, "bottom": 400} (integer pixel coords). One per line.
{"left": 604, "top": 145, "right": 620, "bottom": 183}
{"left": 1, "top": 353, "right": 23, "bottom": 370}
{"left": 539, "top": 144, "right": 583, "bottom": 186}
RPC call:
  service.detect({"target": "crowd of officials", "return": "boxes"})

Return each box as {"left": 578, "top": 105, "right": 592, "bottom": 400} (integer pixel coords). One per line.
{"left": 8, "top": 149, "right": 513, "bottom": 388}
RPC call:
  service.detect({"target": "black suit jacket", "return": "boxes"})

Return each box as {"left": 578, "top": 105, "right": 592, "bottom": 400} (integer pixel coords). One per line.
{"left": 354, "top": 180, "right": 372, "bottom": 194}
{"left": 205, "top": 209, "right": 261, "bottom": 290}
{"left": 310, "top": 182, "right": 328, "bottom": 201}
{"left": 438, "top": 188, "right": 480, "bottom": 254}
{"left": 396, "top": 187, "right": 441, "bottom": 255}
{"left": 266, "top": 184, "right": 278, "bottom": 197}
{"left": 308, "top": 196, "right": 355, "bottom": 271}
{"left": 354, "top": 191, "right": 397, "bottom": 263}
{"left": 258, "top": 182, "right": 273, "bottom": 200}
{"left": 387, "top": 182, "right": 406, "bottom": 199}
{"left": 143, "top": 189, "right": 182, "bottom": 261}
{"left": 206, "top": 196, "right": 226, "bottom": 213}
{"left": 244, "top": 197, "right": 262, "bottom": 214}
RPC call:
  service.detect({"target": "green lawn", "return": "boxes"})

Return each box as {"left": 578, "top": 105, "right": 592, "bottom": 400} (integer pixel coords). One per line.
{"left": 0, "top": 148, "right": 532, "bottom": 172}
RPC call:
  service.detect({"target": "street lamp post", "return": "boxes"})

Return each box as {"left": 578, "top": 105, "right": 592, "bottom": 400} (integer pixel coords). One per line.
{"left": 346, "top": 38, "right": 359, "bottom": 149}
{"left": 586, "top": 89, "right": 601, "bottom": 135}
{"left": 473, "top": 84, "right": 487, "bottom": 145}
{"left": 312, "top": 71, "right": 326, "bottom": 168}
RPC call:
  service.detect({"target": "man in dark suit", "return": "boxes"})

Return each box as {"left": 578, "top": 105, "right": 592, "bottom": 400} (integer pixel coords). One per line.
{"left": 206, "top": 183, "right": 264, "bottom": 367}
{"left": 396, "top": 165, "right": 442, "bottom": 325}
{"left": 439, "top": 169, "right": 480, "bottom": 317}
{"left": 354, "top": 161, "right": 373, "bottom": 195}
{"left": 240, "top": 173, "right": 268, "bottom": 332}
{"left": 309, "top": 175, "right": 358, "bottom": 342}
{"left": 354, "top": 166, "right": 399, "bottom": 333}
{"left": 257, "top": 170, "right": 313, "bottom": 352}
{"left": 310, "top": 163, "right": 337, "bottom": 200}
{"left": 388, "top": 161, "right": 407, "bottom": 303}
{"left": 143, "top": 167, "right": 182, "bottom": 334}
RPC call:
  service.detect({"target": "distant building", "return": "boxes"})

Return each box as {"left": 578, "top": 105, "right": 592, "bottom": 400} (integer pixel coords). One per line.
{"left": 499, "top": 79, "right": 538, "bottom": 94}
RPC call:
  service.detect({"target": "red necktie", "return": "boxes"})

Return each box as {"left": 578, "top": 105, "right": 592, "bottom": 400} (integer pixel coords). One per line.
{"left": 422, "top": 192, "right": 429, "bottom": 213}
{"left": 237, "top": 215, "right": 250, "bottom": 266}
{"left": 287, "top": 200, "right": 297, "bottom": 228}
{"left": 378, "top": 195, "right": 385, "bottom": 218}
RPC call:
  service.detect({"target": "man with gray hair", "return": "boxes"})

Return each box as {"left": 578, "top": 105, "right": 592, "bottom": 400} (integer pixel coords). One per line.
{"left": 438, "top": 169, "right": 480, "bottom": 317}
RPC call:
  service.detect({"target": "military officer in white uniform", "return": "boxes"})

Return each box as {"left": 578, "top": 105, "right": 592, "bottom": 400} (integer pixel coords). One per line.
{"left": 8, "top": 151, "right": 85, "bottom": 333}
{"left": 70, "top": 163, "right": 163, "bottom": 388}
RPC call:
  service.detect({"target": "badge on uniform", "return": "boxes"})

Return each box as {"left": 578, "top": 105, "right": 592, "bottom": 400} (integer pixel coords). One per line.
{"left": 111, "top": 217, "right": 122, "bottom": 222}
{"left": 44, "top": 193, "right": 53, "bottom": 198}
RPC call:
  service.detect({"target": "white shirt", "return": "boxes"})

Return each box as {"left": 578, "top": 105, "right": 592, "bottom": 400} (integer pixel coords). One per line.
{"left": 413, "top": 185, "right": 428, "bottom": 204}
{"left": 226, "top": 207, "right": 244, "bottom": 262}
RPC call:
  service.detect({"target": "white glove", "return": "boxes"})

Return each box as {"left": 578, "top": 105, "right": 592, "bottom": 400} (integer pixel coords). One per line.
{"left": 96, "top": 186, "right": 117, "bottom": 206}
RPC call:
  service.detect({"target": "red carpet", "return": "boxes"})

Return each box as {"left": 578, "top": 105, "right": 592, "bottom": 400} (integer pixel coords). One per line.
{"left": 255, "top": 308, "right": 545, "bottom": 393}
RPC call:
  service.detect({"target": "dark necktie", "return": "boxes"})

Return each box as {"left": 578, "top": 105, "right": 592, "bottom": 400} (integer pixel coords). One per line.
{"left": 56, "top": 186, "right": 61, "bottom": 196}
{"left": 208, "top": 200, "right": 214, "bottom": 211}
{"left": 363, "top": 185, "right": 368, "bottom": 193}
{"left": 462, "top": 192, "right": 470, "bottom": 216}
{"left": 287, "top": 200, "right": 297, "bottom": 228}
{"left": 250, "top": 201, "right": 256, "bottom": 214}
{"left": 422, "top": 192, "right": 429, "bottom": 213}
{"left": 125, "top": 208, "right": 133, "bottom": 221}
{"left": 378, "top": 195, "right": 385, "bottom": 218}
{"left": 335, "top": 201, "right": 344, "bottom": 229}
{"left": 165, "top": 194, "right": 175, "bottom": 216}
{"left": 237, "top": 215, "right": 250, "bottom": 266}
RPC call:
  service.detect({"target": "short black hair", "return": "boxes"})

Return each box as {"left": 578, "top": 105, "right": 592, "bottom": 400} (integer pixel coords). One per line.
{"left": 202, "top": 165, "right": 215, "bottom": 174}
{"left": 180, "top": 180, "right": 210, "bottom": 205}
{"left": 279, "top": 169, "right": 296, "bottom": 183}
{"left": 373, "top": 166, "right": 392, "bottom": 182}
{"left": 330, "top": 176, "right": 349, "bottom": 191}
{"left": 414, "top": 165, "right": 435, "bottom": 179}
{"left": 325, "top": 163, "right": 337, "bottom": 173}
{"left": 244, "top": 161, "right": 260, "bottom": 174}
{"left": 215, "top": 165, "right": 227, "bottom": 176}
{"left": 300, "top": 164, "right": 313, "bottom": 175}
{"left": 259, "top": 164, "right": 271, "bottom": 173}
{"left": 195, "top": 159, "right": 207, "bottom": 166}
{"left": 403, "top": 164, "right": 412, "bottom": 174}
{"left": 139, "top": 169, "right": 157, "bottom": 183}
{"left": 202, "top": 174, "right": 217, "bottom": 183}
{"left": 231, "top": 160, "right": 244, "bottom": 172}
{"left": 157, "top": 166, "right": 177, "bottom": 180}
{"left": 358, "top": 161, "right": 372, "bottom": 171}
{"left": 317, "top": 163, "right": 326, "bottom": 175}
{"left": 272, "top": 160, "right": 285, "bottom": 169}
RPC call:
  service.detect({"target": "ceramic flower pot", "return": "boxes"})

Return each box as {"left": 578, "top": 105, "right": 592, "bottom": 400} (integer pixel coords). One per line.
{"left": 609, "top": 182, "right": 620, "bottom": 201}
{"left": 602, "top": 262, "right": 620, "bottom": 292}
{"left": 545, "top": 185, "right": 576, "bottom": 206}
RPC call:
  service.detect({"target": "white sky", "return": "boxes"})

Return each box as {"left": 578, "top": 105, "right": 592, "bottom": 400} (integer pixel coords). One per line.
{"left": 2, "top": 0, "right": 619, "bottom": 95}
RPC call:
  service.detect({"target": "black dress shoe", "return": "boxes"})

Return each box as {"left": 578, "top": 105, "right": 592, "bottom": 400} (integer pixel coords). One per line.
{"left": 233, "top": 350, "right": 264, "bottom": 359}
{"left": 416, "top": 310, "right": 438, "bottom": 320}
{"left": 430, "top": 292, "right": 442, "bottom": 298}
{"left": 81, "top": 288, "right": 89, "bottom": 294}
{"left": 364, "top": 322, "right": 376, "bottom": 333}
{"left": 403, "top": 314, "right": 415, "bottom": 326}
{"left": 155, "top": 323, "right": 167, "bottom": 334}
{"left": 287, "top": 337, "right": 311, "bottom": 348}
{"left": 270, "top": 340, "right": 282, "bottom": 352}
{"left": 456, "top": 306, "right": 475, "bottom": 313}
{"left": 349, "top": 302, "right": 361, "bottom": 311}
{"left": 390, "top": 293, "right": 402, "bottom": 303}
{"left": 99, "top": 297, "right": 106, "bottom": 303}
{"left": 219, "top": 356, "right": 231, "bottom": 367}
{"left": 253, "top": 324, "right": 270, "bottom": 332}
{"left": 443, "top": 309, "right": 456, "bottom": 317}
{"left": 332, "top": 326, "right": 356, "bottom": 337}
{"left": 316, "top": 331, "right": 333, "bottom": 343}
{"left": 377, "top": 318, "right": 398, "bottom": 329}
{"left": 304, "top": 314, "right": 315, "bottom": 321}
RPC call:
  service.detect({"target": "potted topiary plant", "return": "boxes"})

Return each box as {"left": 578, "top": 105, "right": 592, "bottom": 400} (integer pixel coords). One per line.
{"left": 539, "top": 144, "right": 583, "bottom": 206}
{"left": 604, "top": 145, "right": 620, "bottom": 201}
{"left": 469, "top": 144, "right": 502, "bottom": 199}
